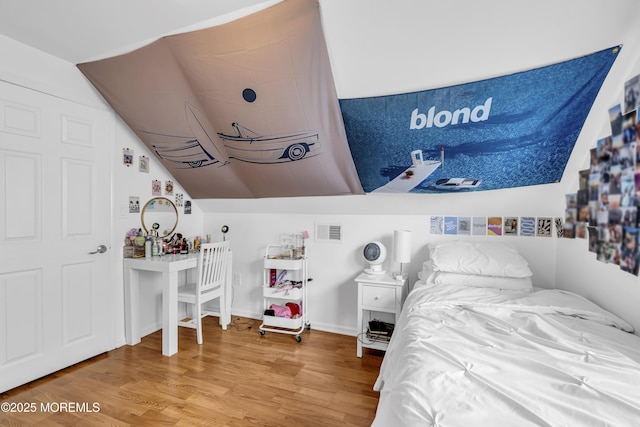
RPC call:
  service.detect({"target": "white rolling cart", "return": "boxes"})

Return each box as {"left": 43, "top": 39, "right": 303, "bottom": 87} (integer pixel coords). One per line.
{"left": 259, "top": 244, "right": 309, "bottom": 342}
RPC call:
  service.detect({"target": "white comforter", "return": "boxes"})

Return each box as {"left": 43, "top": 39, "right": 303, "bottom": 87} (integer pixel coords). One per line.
{"left": 373, "top": 282, "right": 640, "bottom": 426}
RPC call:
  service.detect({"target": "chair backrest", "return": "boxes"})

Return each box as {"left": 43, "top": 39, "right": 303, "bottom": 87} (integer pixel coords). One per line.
{"left": 197, "top": 240, "right": 231, "bottom": 294}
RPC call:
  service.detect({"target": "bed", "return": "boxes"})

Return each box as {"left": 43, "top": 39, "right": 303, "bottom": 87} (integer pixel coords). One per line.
{"left": 372, "top": 240, "right": 640, "bottom": 426}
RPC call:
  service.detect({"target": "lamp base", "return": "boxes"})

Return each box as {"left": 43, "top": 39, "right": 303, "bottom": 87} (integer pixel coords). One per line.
{"left": 364, "top": 264, "right": 385, "bottom": 275}
{"left": 392, "top": 271, "right": 408, "bottom": 280}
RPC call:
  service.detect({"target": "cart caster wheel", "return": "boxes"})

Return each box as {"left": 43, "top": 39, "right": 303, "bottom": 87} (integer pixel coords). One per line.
{"left": 296, "top": 335, "right": 302, "bottom": 343}
{"left": 259, "top": 330, "right": 265, "bottom": 336}
{"left": 305, "top": 323, "right": 311, "bottom": 330}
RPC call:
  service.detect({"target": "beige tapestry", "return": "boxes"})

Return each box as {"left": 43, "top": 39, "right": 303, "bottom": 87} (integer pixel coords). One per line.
{"left": 78, "top": 0, "right": 363, "bottom": 198}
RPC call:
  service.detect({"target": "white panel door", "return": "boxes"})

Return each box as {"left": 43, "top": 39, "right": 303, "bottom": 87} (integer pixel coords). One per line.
{"left": 0, "top": 80, "right": 113, "bottom": 392}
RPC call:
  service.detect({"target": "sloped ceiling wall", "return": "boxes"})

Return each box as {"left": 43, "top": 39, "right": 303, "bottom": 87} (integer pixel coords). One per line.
{"left": 320, "top": 0, "right": 640, "bottom": 195}
{"left": 321, "top": 0, "right": 639, "bottom": 98}
{"left": 79, "top": 0, "right": 363, "bottom": 199}
{"left": 79, "top": 0, "right": 640, "bottom": 200}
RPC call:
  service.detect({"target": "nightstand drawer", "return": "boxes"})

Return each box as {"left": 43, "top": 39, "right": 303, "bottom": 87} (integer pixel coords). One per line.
{"left": 361, "top": 285, "right": 396, "bottom": 310}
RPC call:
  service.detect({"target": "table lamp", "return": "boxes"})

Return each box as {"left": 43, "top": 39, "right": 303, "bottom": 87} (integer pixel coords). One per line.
{"left": 393, "top": 229, "right": 411, "bottom": 279}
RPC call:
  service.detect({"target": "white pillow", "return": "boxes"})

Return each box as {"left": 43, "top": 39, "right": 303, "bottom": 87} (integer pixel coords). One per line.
{"left": 428, "top": 240, "right": 532, "bottom": 278}
{"left": 430, "top": 271, "right": 533, "bottom": 290}
{"left": 417, "top": 260, "right": 436, "bottom": 281}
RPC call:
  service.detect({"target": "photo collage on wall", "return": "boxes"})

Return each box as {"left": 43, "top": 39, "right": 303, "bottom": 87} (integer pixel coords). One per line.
{"left": 429, "top": 216, "right": 557, "bottom": 238}
{"left": 564, "top": 73, "right": 640, "bottom": 276}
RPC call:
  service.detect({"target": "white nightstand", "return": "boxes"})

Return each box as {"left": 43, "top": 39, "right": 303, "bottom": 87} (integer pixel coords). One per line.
{"left": 356, "top": 272, "right": 406, "bottom": 358}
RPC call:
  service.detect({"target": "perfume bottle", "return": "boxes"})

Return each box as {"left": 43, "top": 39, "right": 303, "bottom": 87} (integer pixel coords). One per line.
{"left": 145, "top": 236, "right": 151, "bottom": 259}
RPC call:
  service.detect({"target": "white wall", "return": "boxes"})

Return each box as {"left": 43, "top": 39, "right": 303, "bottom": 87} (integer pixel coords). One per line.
{"left": 0, "top": 34, "right": 99, "bottom": 105}
{"left": 112, "top": 119, "right": 204, "bottom": 341}
{"left": 202, "top": 185, "right": 562, "bottom": 335}
{"left": 0, "top": 34, "right": 204, "bottom": 346}
{"left": 555, "top": 30, "right": 640, "bottom": 331}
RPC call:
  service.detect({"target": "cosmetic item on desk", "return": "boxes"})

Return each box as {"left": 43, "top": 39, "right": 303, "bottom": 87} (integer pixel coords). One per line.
{"left": 145, "top": 236, "right": 151, "bottom": 259}
{"left": 123, "top": 245, "right": 134, "bottom": 258}
{"left": 151, "top": 236, "right": 159, "bottom": 256}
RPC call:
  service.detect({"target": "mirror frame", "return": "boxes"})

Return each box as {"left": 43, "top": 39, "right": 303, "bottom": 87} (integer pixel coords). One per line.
{"left": 141, "top": 197, "right": 178, "bottom": 238}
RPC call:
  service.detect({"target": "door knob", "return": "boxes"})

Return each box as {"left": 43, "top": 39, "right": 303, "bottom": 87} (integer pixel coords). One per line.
{"left": 89, "top": 244, "right": 108, "bottom": 254}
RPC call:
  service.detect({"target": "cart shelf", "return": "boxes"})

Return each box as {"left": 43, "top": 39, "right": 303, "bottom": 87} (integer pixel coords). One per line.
{"left": 259, "top": 244, "right": 309, "bottom": 342}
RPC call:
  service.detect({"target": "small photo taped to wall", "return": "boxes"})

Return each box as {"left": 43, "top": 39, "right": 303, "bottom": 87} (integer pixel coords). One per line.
{"left": 123, "top": 148, "right": 133, "bottom": 167}
{"left": 129, "top": 196, "right": 140, "bottom": 213}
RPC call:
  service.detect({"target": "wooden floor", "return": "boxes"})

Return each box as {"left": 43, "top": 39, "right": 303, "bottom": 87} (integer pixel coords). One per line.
{"left": 0, "top": 317, "right": 384, "bottom": 426}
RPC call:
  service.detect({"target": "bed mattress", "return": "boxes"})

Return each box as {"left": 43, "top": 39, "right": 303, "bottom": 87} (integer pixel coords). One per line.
{"left": 372, "top": 281, "right": 640, "bottom": 426}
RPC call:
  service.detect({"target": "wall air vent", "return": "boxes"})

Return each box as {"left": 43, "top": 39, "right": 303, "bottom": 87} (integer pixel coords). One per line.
{"left": 315, "top": 223, "right": 343, "bottom": 243}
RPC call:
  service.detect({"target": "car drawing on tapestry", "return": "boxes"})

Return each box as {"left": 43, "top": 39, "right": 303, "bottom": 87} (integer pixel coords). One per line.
{"left": 217, "top": 122, "right": 320, "bottom": 164}
{"left": 142, "top": 133, "right": 223, "bottom": 168}
{"left": 141, "top": 103, "right": 320, "bottom": 168}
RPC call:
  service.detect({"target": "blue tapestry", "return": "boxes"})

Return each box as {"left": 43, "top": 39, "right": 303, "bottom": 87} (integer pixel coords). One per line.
{"left": 339, "top": 46, "right": 621, "bottom": 193}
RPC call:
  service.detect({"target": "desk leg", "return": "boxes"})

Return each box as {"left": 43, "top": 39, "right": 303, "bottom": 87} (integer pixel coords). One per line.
{"left": 162, "top": 271, "right": 179, "bottom": 357}
{"left": 124, "top": 267, "right": 141, "bottom": 346}
{"left": 222, "top": 258, "right": 232, "bottom": 329}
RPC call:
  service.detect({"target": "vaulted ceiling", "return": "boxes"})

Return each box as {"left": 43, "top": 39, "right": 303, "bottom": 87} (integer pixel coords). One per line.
{"left": 0, "top": 0, "right": 275, "bottom": 64}
{"left": 2, "top": 0, "right": 639, "bottom": 199}
{"left": 2, "top": 0, "right": 638, "bottom": 98}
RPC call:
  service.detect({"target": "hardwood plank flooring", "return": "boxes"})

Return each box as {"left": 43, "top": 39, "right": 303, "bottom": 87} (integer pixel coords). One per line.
{"left": 0, "top": 317, "right": 384, "bottom": 426}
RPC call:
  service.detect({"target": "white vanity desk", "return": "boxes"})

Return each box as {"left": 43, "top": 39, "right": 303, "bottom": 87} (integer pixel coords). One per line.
{"left": 123, "top": 252, "right": 232, "bottom": 356}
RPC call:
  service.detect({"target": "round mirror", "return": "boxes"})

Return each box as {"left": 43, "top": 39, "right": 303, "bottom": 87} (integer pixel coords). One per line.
{"left": 141, "top": 197, "right": 178, "bottom": 238}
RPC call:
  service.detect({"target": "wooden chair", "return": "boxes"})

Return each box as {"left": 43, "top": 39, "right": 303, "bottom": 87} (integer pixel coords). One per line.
{"left": 178, "top": 240, "right": 231, "bottom": 344}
